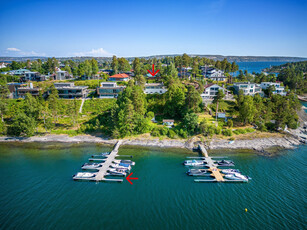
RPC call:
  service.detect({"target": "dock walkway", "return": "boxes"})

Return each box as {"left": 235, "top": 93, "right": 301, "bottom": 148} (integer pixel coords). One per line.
{"left": 94, "top": 140, "right": 122, "bottom": 181}
{"left": 198, "top": 144, "right": 225, "bottom": 182}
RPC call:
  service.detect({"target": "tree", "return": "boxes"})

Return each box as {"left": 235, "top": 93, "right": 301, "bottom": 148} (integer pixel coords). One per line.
{"left": 164, "top": 82, "right": 186, "bottom": 118}
{"left": 24, "top": 93, "right": 39, "bottom": 120}
{"left": 111, "top": 56, "right": 118, "bottom": 75}
{"left": 68, "top": 99, "right": 79, "bottom": 127}
{"left": 48, "top": 85, "right": 59, "bottom": 123}
{"left": 213, "top": 89, "right": 225, "bottom": 121}
{"left": 0, "top": 77, "right": 9, "bottom": 122}
{"left": 118, "top": 58, "right": 131, "bottom": 72}
{"left": 185, "top": 85, "right": 202, "bottom": 113}
{"left": 238, "top": 96, "right": 256, "bottom": 124}
{"left": 8, "top": 112, "right": 36, "bottom": 136}
{"left": 183, "top": 112, "right": 199, "bottom": 135}
{"left": 91, "top": 58, "right": 99, "bottom": 75}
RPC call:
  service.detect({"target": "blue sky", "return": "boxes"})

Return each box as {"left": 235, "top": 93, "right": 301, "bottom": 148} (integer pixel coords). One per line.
{"left": 0, "top": 0, "right": 306, "bottom": 57}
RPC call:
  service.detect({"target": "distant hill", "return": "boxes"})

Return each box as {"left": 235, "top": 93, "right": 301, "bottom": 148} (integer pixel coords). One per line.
{"left": 0, "top": 55, "right": 306, "bottom": 63}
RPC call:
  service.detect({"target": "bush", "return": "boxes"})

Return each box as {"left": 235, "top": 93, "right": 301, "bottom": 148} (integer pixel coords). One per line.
{"left": 227, "top": 119, "right": 233, "bottom": 128}
{"left": 159, "top": 126, "right": 169, "bottom": 136}
{"left": 215, "top": 126, "right": 222, "bottom": 135}
{"left": 222, "top": 129, "right": 233, "bottom": 136}
{"left": 179, "top": 129, "right": 188, "bottom": 138}
{"left": 151, "top": 127, "right": 160, "bottom": 137}
{"left": 168, "top": 129, "right": 177, "bottom": 139}
{"left": 245, "top": 127, "right": 255, "bottom": 133}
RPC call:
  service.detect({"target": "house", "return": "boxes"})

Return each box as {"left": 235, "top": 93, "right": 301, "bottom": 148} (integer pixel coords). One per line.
{"left": 22, "top": 72, "right": 41, "bottom": 81}
{"left": 144, "top": 83, "right": 167, "bottom": 94}
{"left": 7, "top": 83, "right": 27, "bottom": 98}
{"left": 97, "top": 82, "right": 125, "bottom": 98}
{"left": 146, "top": 73, "right": 160, "bottom": 80}
{"left": 163, "top": 119, "right": 174, "bottom": 127}
{"left": 201, "top": 67, "right": 227, "bottom": 81}
{"left": 0, "top": 62, "right": 8, "bottom": 69}
{"left": 16, "top": 83, "right": 41, "bottom": 98}
{"left": 53, "top": 82, "right": 88, "bottom": 98}
{"left": 108, "top": 73, "right": 131, "bottom": 81}
{"left": 55, "top": 71, "right": 71, "bottom": 80}
{"left": 260, "top": 82, "right": 287, "bottom": 96}
{"left": 7, "top": 69, "right": 31, "bottom": 75}
{"left": 233, "top": 82, "right": 263, "bottom": 96}
{"left": 201, "top": 84, "right": 229, "bottom": 100}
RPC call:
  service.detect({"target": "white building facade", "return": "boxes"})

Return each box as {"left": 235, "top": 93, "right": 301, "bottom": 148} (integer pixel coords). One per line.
{"left": 144, "top": 83, "right": 167, "bottom": 94}
{"left": 260, "top": 82, "right": 287, "bottom": 96}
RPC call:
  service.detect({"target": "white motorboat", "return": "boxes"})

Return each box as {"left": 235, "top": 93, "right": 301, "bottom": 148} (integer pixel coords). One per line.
{"left": 73, "top": 172, "right": 95, "bottom": 180}
{"left": 187, "top": 169, "right": 208, "bottom": 176}
{"left": 107, "top": 168, "right": 127, "bottom": 176}
{"left": 225, "top": 173, "right": 249, "bottom": 181}
{"left": 183, "top": 160, "right": 206, "bottom": 166}
{"left": 113, "top": 160, "right": 135, "bottom": 166}
{"left": 221, "top": 169, "right": 240, "bottom": 174}
{"left": 110, "top": 163, "right": 131, "bottom": 171}
{"left": 81, "top": 163, "right": 103, "bottom": 170}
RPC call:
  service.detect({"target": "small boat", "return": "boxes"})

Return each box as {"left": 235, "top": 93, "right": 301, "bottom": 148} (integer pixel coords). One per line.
{"left": 225, "top": 173, "right": 249, "bottom": 181}
{"left": 110, "top": 163, "right": 131, "bottom": 171}
{"left": 187, "top": 169, "right": 208, "bottom": 176}
{"left": 113, "top": 160, "right": 135, "bottom": 166}
{"left": 183, "top": 160, "right": 206, "bottom": 166}
{"left": 73, "top": 172, "right": 95, "bottom": 180}
{"left": 107, "top": 168, "right": 127, "bottom": 177}
{"left": 81, "top": 163, "right": 103, "bottom": 170}
{"left": 216, "top": 160, "right": 235, "bottom": 166}
{"left": 221, "top": 169, "right": 240, "bottom": 174}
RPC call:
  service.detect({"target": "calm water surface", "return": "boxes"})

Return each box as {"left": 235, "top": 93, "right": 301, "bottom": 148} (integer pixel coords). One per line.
{"left": 0, "top": 142, "right": 306, "bottom": 230}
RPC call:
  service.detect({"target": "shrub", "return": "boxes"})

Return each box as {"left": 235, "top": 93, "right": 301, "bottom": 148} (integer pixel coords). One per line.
{"left": 168, "top": 129, "right": 177, "bottom": 139}
{"left": 215, "top": 126, "right": 222, "bottom": 135}
{"left": 179, "top": 129, "right": 188, "bottom": 138}
{"left": 151, "top": 127, "right": 160, "bottom": 137}
{"left": 227, "top": 119, "right": 233, "bottom": 128}
{"left": 222, "top": 129, "right": 233, "bottom": 136}
{"left": 245, "top": 127, "right": 255, "bottom": 133}
{"left": 160, "top": 127, "right": 169, "bottom": 136}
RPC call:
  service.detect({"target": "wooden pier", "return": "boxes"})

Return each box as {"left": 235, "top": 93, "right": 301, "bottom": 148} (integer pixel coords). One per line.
{"left": 198, "top": 144, "right": 225, "bottom": 182}
{"left": 74, "top": 140, "right": 124, "bottom": 182}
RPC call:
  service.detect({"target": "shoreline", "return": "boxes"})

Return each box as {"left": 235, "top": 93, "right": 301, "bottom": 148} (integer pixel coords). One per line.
{"left": 0, "top": 132, "right": 304, "bottom": 152}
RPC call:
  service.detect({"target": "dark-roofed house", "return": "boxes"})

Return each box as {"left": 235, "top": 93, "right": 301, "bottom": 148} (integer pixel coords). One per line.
{"left": 108, "top": 73, "right": 131, "bottom": 81}
{"left": 17, "top": 83, "right": 42, "bottom": 98}
{"left": 53, "top": 82, "right": 88, "bottom": 98}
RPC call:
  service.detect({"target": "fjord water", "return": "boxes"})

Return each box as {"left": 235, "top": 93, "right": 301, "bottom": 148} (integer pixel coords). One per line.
{"left": 0, "top": 143, "right": 306, "bottom": 230}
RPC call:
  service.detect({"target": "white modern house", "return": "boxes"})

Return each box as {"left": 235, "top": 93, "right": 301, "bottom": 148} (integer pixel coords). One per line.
{"left": 260, "top": 82, "right": 287, "bottom": 96}
{"left": 144, "top": 83, "right": 167, "bottom": 94}
{"left": 0, "top": 62, "right": 7, "bottom": 68}
{"left": 201, "top": 83, "right": 229, "bottom": 100}
{"left": 233, "top": 82, "right": 263, "bottom": 96}
{"left": 53, "top": 82, "right": 88, "bottom": 98}
{"left": 202, "top": 68, "right": 227, "bottom": 81}
{"left": 97, "top": 82, "right": 125, "bottom": 98}
{"left": 56, "top": 71, "right": 70, "bottom": 80}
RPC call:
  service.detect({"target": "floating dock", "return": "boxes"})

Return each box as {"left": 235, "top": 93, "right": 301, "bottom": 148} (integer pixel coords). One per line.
{"left": 190, "top": 144, "right": 249, "bottom": 183}
{"left": 198, "top": 144, "right": 225, "bottom": 182}
{"left": 74, "top": 141, "right": 124, "bottom": 182}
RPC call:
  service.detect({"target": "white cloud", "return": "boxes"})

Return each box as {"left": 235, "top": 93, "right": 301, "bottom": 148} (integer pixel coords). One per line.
{"left": 74, "top": 48, "right": 113, "bottom": 57}
{"left": 3, "top": 48, "right": 46, "bottom": 56}
{"left": 7, "top": 47, "right": 21, "bottom": 52}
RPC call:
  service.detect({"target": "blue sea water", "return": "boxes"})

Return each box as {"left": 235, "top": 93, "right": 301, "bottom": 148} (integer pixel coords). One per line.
{"left": 236, "top": 61, "right": 287, "bottom": 75}
{"left": 0, "top": 143, "right": 306, "bottom": 230}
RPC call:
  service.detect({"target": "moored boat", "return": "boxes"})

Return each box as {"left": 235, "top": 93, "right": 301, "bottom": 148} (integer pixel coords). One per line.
{"left": 216, "top": 160, "right": 235, "bottom": 166}
{"left": 221, "top": 169, "right": 240, "bottom": 174}
{"left": 81, "top": 163, "right": 103, "bottom": 170}
{"left": 187, "top": 168, "right": 208, "bottom": 176}
{"left": 183, "top": 160, "right": 206, "bottom": 166}
{"left": 224, "top": 173, "right": 250, "bottom": 182}
{"left": 73, "top": 172, "right": 95, "bottom": 180}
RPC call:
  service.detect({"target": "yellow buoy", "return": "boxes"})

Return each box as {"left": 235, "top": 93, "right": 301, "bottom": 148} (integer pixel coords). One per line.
{"left": 245, "top": 208, "right": 248, "bottom": 212}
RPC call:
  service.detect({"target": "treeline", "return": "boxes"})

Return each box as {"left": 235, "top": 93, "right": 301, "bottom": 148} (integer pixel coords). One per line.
{"left": 235, "top": 92, "right": 300, "bottom": 130}
{"left": 0, "top": 80, "right": 80, "bottom": 136}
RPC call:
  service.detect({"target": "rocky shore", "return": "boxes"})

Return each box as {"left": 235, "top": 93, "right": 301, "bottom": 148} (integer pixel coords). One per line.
{"left": 0, "top": 132, "right": 304, "bottom": 152}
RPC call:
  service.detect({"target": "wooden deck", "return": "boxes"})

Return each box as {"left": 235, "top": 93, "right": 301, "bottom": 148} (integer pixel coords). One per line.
{"left": 198, "top": 144, "right": 225, "bottom": 182}
{"left": 94, "top": 140, "right": 123, "bottom": 181}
